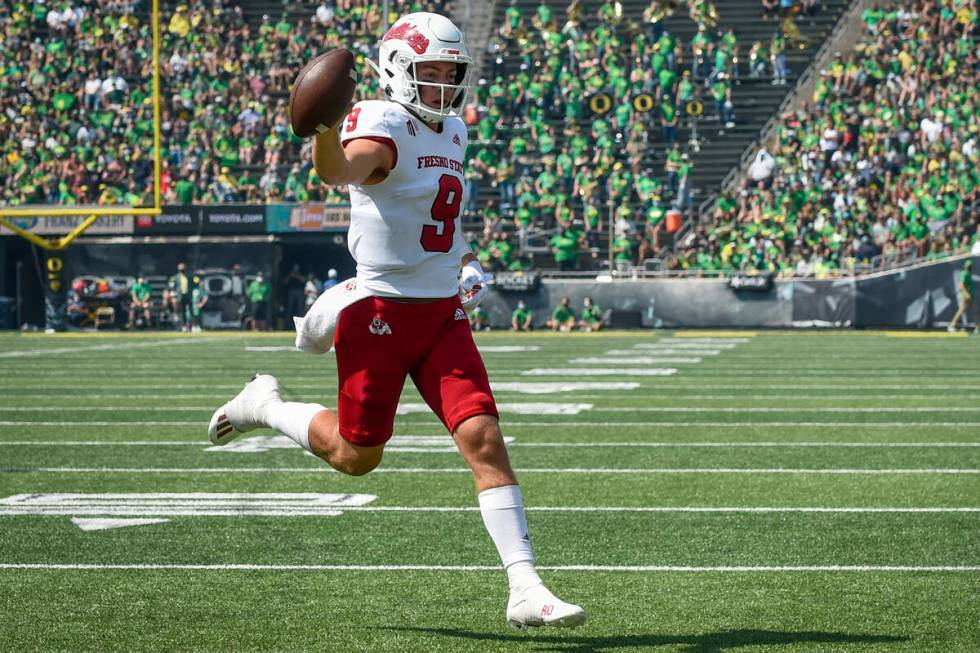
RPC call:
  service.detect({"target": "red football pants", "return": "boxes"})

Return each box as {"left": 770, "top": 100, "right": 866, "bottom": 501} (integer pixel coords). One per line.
{"left": 333, "top": 295, "right": 498, "bottom": 446}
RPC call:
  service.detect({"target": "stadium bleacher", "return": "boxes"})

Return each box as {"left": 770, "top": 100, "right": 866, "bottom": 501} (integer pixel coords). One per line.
{"left": 1, "top": 0, "right": 975, "bottom": 279}
{"left": 676, "top": 1, "right": 979, "bottom": 277}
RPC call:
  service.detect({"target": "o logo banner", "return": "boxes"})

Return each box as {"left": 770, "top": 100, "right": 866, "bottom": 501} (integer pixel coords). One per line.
{"left": 632, "top": 93, "right": 655, "bottom": 112}
{"left": 588, "top": 93, "right": 613, "bottom": 115}
{"left": 47, "top": 257, "right": 63, "bottom": 272}
{"left": 685, "top": 99, "right": 705, "bottom": 117}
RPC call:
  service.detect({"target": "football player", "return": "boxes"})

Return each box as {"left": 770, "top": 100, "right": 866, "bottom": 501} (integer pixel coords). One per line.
{"left": 208, "top": 13, "right": 586, "bottom": 630}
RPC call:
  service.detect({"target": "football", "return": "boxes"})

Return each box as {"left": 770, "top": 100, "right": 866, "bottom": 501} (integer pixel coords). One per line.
{"left": 289, "top": 49, "right": 358, "bottom": 138}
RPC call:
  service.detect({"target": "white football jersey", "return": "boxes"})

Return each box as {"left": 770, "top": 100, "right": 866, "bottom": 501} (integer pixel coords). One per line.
{"left": 340, "top": 100, "right": 469, "bottom": 298}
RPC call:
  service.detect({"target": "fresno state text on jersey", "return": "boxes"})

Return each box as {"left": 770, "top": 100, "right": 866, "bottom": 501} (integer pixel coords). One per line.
{"left": 341, "top": 100, "right": 469, "bottom": 299}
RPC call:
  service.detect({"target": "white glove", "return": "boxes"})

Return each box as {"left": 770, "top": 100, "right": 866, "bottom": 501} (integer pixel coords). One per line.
{"left": 460, "top": 260, "right": 493, "bottom": 311}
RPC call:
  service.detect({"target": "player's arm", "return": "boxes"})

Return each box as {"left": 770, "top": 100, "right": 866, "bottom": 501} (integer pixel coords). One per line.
{"left": 313, "top": 126, "right": 394, "bottom": 186}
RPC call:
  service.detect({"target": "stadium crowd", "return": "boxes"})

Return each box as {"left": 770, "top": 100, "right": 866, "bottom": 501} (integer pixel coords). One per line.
{"left": 1, "top": 0, "right": 976, "bottom": 280}
{"left": 677, "top": 1, "right": 979, "bottom": 277}
{"left": 0, "top": 1, "right": 157, "bottom": 207}
{"left": 0, "top": 0, "right": 443, "bottom": 209}
{"left": 467, "top": 0, "right": 755, "bottom": 272}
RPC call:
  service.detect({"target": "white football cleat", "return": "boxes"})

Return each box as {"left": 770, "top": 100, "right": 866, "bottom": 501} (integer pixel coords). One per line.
{"left": 207, "top": 374, "right": 282, "bottom": 445}
{"left": 506, "top": 584, "right": 587, "bottom": 630}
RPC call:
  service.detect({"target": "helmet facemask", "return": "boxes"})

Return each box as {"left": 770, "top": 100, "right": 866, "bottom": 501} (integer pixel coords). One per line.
{"left": 368, "top": 55, "right": 472, "bottom": 123}
{"left": 368, "top": 13, "right": 474, "bottom": 124}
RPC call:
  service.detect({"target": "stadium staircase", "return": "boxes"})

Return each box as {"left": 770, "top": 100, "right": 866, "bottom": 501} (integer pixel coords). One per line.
{"left": 472, "top": 0, "right": 854, "bottom": 265}
{"left": 714, "top": 0, "right": 872, "bottom": 197}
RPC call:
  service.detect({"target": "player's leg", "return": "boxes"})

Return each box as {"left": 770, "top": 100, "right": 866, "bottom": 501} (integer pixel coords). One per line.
{"left": 949, "top": 300, "right": 968, "bottom": 332}
{"left": 208, "top": 297, "right": 404, "bottom": 476}
{"left": 412, "top": 308, "right": 586, "bottom": 629}
{"left": 307, "top": 409, "right": 384, "bottom": 475}
{"left": 206, "top": 375, "right": 384, "bottom": 475}
{"left": 452, "top": 415, "right": 586, "bottom": 629}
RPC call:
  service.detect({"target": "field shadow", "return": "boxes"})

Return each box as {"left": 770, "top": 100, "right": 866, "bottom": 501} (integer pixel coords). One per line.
{"left": 379, "top": 626, "right": 910, "bottom": 652}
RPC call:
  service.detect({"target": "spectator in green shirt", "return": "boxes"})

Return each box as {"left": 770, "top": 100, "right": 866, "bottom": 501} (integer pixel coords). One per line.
{"left": 469, "top": 305, "right": 491, "bottom": 332}
{"left": 127, "top": 276, "right": 152, "bottom": 329}
{"left": 550, "top": 229, "right": 581, "bottom": 271}
{"left": 247, "top": 272, "right": 270, "bottom": 331}
{"left": 949, "top": 260, "right": 976, "bottom": 333}
{"left": 546, "top": 296, "right": 577, "bottom": 332}
{"left": 511, "top": 299, "right": 533, "bottom": 331}
{"left": 191, "top": 275, "right": 208, "bottom": 333}
{"left": 613, "top": 233, "right": 634, "bottom": 268}
{"left": 578, "top": 296, "right": 604, "bottom": 332}
{"left": 174, "top": 177, "right": 195, "bottom": 205}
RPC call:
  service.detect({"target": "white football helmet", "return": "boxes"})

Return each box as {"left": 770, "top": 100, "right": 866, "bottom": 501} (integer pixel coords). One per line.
{"left": 368, "top": 12, "right": 473, "bottom": 123}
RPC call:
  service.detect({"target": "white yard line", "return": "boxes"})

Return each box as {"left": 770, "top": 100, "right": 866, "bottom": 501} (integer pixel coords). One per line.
{"left": 513, "top": 441, "right": 980, "bottom": 448}
{"left": 596, "top": 407, "right": 980, "bottom": 413}
{"left": 5, "top": 504, "right": 976, "bottom": 516}
{"left": 0, "top": 441, "right": 201, "bottom": 446}
{"left": 491, "top": 382, "right": 641, "bottom": 394}
{"left": 0, "top": 421, "right": 204, "bottom": 426}
{"left": 3, "top": 406, "right": 979, "bottom": 413}
{"left": 521, "top": 369, "right": 979, "bottom": 377}
{"left": 2, "top": 393, "right": 977, "bottom": 403}
{"left": 5, "top": 421, "right": 980, "bottom": 427}
{"left": 571, "top": 357, "right": 704, "bottom": 364}
{"left": 605, "top": 349, "right": 722, "bottom": 356}
{"left": 7, "top": 467, "right": 979, "bottom": 474}
{"left": 0, "top": 563, "right": 975, "bottom": 573}
{"left": 633, "top": 343, "right": 737, "bottom": 350}
{"left": 0, "top": 440, "right": 977, "bottom": 448}
{"left": 488, "top": 421, "right": 980, "bottom": 427}
{"left": 656, "top": 337, "right": 754, "bottom": 343}
{"left": 523, "top": 368, "right": 678, "bottom": 376}
{"left": 351, "top": 506, "right": 980, "bottom": 513}
{"left": 0, "top": 404, "right": 592, "bottom": 415}
{"left": 3, "top": 383, "right": 980, "bottom": 391}
{"left": 5, "top": 494, "right": 975, "bottom": 516}
{"left": 477, "top": 346, "right": 542, "bottom": 352}
{"left": 0, "top": 338, "right": 220, "bottom": 358}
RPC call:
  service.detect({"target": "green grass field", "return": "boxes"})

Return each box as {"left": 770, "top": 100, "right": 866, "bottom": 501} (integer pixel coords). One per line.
{"left": 0, "top": 330, "right": 977, "bottom": 652}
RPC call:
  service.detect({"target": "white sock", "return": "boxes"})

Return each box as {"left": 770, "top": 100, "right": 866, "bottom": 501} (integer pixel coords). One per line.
{"left": 478, "top": 485, "right": 543, "bottom": 593}
{"left": 260, "top": 401, "right": 324, "bottom": 454}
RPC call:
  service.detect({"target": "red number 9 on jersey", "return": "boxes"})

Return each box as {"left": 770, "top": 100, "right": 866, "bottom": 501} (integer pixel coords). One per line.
{"left": 420, "top": 174, "right": 463, "bottom": 253}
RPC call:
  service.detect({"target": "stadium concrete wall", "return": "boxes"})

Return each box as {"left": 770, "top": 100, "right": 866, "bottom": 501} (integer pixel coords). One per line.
{"left": 481, "top": 256, "right": 979, "bottom": 329}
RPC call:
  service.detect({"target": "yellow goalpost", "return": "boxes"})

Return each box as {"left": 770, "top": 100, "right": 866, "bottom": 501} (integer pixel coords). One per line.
{"left": 0, "top": 0, "right": 163, "bottom": 250}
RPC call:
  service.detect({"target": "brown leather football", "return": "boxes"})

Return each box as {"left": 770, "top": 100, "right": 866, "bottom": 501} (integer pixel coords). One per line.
{"left": 289, "top": 49, "right": 358, "bottom": 138}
